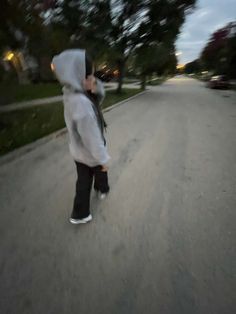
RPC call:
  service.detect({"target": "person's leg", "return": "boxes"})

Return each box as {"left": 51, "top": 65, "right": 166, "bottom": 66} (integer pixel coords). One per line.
{"left": 71, "top": 162, "right": 93, "bottom": 219}
{"left": 93, "top": 166, "right": 110, "bottom": 194}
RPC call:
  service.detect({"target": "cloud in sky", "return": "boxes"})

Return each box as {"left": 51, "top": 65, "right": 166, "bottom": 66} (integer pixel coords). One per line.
{"left": 176, "top": 0, "right": 236, "bottom": 64}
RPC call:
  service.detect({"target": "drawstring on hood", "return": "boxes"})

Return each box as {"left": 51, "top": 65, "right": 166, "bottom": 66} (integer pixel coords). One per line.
{"left": 52, "top": 49, "right": 107, "bottom": 142}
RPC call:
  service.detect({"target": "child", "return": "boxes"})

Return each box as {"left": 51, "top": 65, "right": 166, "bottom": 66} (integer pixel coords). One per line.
{"left": 52, "top": 49, "right": 110, "bottom": 224}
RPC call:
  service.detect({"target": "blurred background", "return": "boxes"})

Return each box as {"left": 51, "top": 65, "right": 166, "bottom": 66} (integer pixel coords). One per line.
{"left": 0, "top": 0, "right": 235, "bottom": 155}
{"left": 1, "top": 3, "right": 236, "bottom": 313}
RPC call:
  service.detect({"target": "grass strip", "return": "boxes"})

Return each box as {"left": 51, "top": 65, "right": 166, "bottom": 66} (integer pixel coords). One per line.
{"left": 0, "top": 83, "right": 62, "bottom": 106}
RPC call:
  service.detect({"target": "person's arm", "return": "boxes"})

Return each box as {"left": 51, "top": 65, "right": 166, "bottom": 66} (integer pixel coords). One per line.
{"left": 101, "top": 164, "right": 109, "bottom": 172}
{"left": 94, "top": 78, "right": 105, "bottom": 104}
{"left": 83, "top": 77, "right": 105, "bottom": 104}
{"left": 75, "top": 112, "right": 110, "bottom": 166}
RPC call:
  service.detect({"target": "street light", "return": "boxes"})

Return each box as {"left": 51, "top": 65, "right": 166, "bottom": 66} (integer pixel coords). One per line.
{"left": 4, "top": 51, "right": 15, "bottom": 61}
{"left": 175, "top": 51, "right": 182, "bottom": 57}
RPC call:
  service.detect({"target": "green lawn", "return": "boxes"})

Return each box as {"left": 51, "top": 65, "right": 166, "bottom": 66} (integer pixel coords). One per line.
{"left": 0, "top": 82, "right": 139, "bottom": 106}
{"left": 0, "top": 88, "right": 141, "bottom": 156}
{"left": 102, "top": 88, "right": 141, "bottom": 109}
{"left": 0, "top": 83, "right": 62, "bottom": 106}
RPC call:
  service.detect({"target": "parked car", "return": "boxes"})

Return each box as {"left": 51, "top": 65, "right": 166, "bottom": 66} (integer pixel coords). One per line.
{"left": 207, "top": 75, "right": 230, "bottom": 89}
{"left": 94, "top": 70, "right": 115, "bottom": 82}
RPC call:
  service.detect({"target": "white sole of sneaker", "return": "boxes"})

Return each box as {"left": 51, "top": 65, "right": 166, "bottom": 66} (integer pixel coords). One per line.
{"left": 99, "top": 193, "right": 107, "bottom": 200}
{"left": 69, "top": 214, "right": 92, "bottom": 224}
{"left": 97, "top": 192, "right": 108, "bottom": 200}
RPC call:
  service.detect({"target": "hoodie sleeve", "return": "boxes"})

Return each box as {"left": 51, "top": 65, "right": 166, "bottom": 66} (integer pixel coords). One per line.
{"left": 74, "top": 111, "right": 110, "bottom": 165}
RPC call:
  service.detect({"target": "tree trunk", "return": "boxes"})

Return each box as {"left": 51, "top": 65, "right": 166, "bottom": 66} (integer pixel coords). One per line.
{"left": 141, "top": 74, "right": 146, "bottom": 90}
{"left": 117, "top": 59, "right": 125, "bottom": 94}
{"left": 39, "top": 56, "right": 54, "bottom": 82}
{"left": 11, "top": 54, "right": 29, "bottom": 85}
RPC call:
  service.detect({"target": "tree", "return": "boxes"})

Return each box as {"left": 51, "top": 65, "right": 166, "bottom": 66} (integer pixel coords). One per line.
{"left": 88, "top": 0, "right": 196, "bottom": 92}
{"left": 134, "top": 43, "right": 177, "bottom": 89}
{"left": 52, "top": 0, "right": 148, "bottom": 92}
{"left": 200, "top": 22, "right": 236, "bottom": 78}
{"left": 132, "top": 0, "right": 196, "bottom": 88}
{"left": 184, "top": 59, "right": 200, "bottom": 74}
{"left": 0, "top": 1, "right": 27, "bottom": 53}
{"left": 228, "top": 32, "right": 236, "bottom": 79}
{"left": 0, "top": 1, "right": 54, "bottom": 83}
{"left": 103, "top": 0, "right": 149, "bottom": 93}
{"left": 50, "top": 0, "right": 196, "bottom": 92}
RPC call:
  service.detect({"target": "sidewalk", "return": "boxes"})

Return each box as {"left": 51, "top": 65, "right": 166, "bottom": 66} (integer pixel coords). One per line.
{"left": 0, "top": 82, "right": 141, "bottom": 113}
{"left": 0, "top": 95, "right": 63, "bottom": 113}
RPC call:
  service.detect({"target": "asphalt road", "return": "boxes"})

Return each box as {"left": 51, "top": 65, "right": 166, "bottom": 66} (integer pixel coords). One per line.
{"left": 0, "top": 77, "right": 235, "bottom": 314}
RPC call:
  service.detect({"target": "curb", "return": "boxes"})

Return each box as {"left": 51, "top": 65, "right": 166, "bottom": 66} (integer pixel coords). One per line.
{"left": 103, "top": 90, "right": 146, "bottom": 113}
{"left": 0, "top": 90, "right": 146, "bottom": 166}
{"left": 0, "top": 128, "right": 68, "bottom": 166}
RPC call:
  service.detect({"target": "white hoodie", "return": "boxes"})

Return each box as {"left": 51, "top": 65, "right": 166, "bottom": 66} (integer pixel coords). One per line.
{"left": 52, "top": 49, "right": 110, "bottom": 167}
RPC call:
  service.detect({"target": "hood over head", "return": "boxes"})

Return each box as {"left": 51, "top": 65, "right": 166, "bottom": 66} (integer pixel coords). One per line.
{"left": 52, "top": 49, "right": 86, "bottom": 93}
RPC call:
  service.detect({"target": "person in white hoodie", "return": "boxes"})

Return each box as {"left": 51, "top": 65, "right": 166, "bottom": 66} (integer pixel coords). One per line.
{"left": 52, "top": 49, "right": 110, "bottom": 224}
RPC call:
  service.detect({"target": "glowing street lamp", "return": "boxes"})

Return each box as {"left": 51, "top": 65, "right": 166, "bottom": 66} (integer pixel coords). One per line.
{"left": 4, "top": 51, "right": 15, "bottom": 61}
{"left": 175, "top": 51, "right": 182, "bottom": 57}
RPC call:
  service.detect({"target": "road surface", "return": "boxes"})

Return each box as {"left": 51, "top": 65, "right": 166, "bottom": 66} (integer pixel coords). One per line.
{"left": 0, "top": 77, "right": 235, "bottom": 314}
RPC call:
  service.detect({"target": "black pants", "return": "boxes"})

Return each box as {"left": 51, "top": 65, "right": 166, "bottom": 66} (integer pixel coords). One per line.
{"left": 71, "top": 162, "right": 110, "bottom": 219}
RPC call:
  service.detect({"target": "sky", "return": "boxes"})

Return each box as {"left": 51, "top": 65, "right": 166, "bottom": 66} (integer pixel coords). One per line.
{"left": 176, "top": 0, "right": 236, "bottom": 64}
